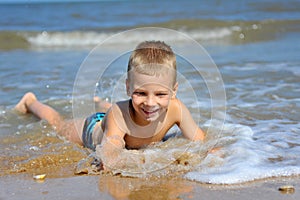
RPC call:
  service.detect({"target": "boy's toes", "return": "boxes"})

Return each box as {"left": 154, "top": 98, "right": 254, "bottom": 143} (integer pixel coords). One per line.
{"left": 14, "top": 92, "right": 37, "bottom": 114}
{"left": 93, "top": 96, "right": 101, "bottom": 103}
{"left": 14, "top": 102, "right": 27, "bottom": 114}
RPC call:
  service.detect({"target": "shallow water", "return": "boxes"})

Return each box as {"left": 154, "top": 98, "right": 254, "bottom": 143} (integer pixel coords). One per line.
{"left": 0, "top": 0, "right": 299, "bottom": 184}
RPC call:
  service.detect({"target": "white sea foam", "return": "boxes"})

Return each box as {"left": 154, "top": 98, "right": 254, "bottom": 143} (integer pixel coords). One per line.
{"left": 184, "top": 122, "right": 300, "bottom": 184}
{"left": 185, "top": 166, "right": 300, "bottom": 184}
{"left": 26, "top": 27, "right": 236, "bottom": 47}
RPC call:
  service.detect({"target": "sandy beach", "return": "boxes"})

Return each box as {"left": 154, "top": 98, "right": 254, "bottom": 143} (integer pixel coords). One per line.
{"left": 1, "top": 174, "right": 299, "bottom": 200}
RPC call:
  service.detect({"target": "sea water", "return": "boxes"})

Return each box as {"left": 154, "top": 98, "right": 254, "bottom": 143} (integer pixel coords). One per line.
{"left": 0, "top": 0, "right": 299, "bottom": 184}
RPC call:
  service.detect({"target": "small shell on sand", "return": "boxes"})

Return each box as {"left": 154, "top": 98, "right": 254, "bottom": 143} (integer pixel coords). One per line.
{"left": 278, "top": 185, "right": 295, "bottom": 194}
{"left": 33, "top": 174, "right": 47, "bottom": 181}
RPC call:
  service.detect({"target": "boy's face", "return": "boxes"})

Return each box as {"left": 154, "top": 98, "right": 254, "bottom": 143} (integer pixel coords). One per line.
{"left": 126, "top": 71, "right": 177, "bottom": 125}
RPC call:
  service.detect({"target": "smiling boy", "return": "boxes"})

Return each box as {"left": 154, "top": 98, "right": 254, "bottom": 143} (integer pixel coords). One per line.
{"left": 15, "top": 41, "right": 205, "bottom": 171}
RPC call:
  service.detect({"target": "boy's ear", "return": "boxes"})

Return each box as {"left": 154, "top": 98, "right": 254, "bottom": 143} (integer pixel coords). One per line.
{"left": 172, "top": 82, "right": 178, "bottom": 98}
{"left": 126, "top": 79, "right": 130, "bottom": 96}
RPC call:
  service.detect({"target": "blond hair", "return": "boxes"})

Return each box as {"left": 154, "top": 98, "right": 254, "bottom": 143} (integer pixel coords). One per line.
{"left": 127, "top": 41, "right": 177, "bottom": 85}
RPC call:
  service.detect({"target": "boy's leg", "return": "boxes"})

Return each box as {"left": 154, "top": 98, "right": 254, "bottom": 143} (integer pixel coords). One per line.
{"left": 15, "top": 92, "right": 83, "bottom": 144}
{"left": 15, "top": 92, "right": 62, "bottom": 128}
{"left": 59, "top": 119, "right": 84, "bottom": 145}
{"left": 94, "top": 96, "right": 112, "bottom": 112}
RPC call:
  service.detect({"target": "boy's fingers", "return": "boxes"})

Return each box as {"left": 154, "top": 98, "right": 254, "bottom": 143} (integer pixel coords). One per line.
{"left": 209, "top": 147, "right": 221, "bottom": 154}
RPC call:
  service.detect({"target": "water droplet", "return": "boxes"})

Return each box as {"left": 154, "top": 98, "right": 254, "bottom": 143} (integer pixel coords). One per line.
{"left": 239, "top": 33, "right": 245, "bottom": 39}
{"left": 29, "top": 146, "right": 40, "bottom": 151}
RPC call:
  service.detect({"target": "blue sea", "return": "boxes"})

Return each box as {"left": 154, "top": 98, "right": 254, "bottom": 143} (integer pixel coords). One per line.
{"left": 0, "top": 0, "right": 300, "bottom": 188}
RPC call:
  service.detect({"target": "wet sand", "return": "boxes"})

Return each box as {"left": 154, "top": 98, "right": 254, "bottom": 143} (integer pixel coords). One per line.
{"left": 1, "top": 174, "right": 299, "bottom": 200}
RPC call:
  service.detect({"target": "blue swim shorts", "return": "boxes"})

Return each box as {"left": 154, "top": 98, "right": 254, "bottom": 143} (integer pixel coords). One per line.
{"left": 82, "top": 112, "right": 105, "bottom": 150}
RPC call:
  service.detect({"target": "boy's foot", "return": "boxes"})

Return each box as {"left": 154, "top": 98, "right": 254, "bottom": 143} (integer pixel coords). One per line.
{"left": 15, "top": 92, "right": 37, "bottom": 114}
{"left": 94, "top": 96, "right": 112, "bottom": 112}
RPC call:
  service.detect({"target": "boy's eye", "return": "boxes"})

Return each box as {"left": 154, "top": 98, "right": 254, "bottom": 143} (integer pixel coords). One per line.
{"left": 134, "top": 92, "right": 146, "bottom": 96}
{"left": 156, "top": 93, "right": 168, "bottom": 97}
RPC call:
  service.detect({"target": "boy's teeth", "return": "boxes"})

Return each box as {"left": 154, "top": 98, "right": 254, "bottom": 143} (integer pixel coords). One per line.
{"left": 144, "top": 109, "right": 156, "bottom": 112}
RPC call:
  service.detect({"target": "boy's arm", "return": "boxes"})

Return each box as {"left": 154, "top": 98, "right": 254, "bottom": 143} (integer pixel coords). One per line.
{"left": 174, "top": 99, "right": 205, "bottom": 141}
{"left": 97, "top": 107, "right": 127, "bottom": 171}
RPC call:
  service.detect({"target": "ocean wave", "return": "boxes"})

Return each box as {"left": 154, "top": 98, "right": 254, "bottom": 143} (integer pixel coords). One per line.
{"left": 1, "top": 19, "right": 299, "bottom": 50}
{"left": 25, "top": 28, "right": 234, "bottom": 47}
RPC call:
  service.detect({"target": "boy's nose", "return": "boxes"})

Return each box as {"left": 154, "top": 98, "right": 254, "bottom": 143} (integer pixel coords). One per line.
{"left": 145, "top": 95, "right": 156, "bottom": 106}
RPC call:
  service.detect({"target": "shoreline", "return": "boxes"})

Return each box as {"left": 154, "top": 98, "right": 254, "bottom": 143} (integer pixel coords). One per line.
{"left": 1, "top": 174, "right": 299, "bottom": 200}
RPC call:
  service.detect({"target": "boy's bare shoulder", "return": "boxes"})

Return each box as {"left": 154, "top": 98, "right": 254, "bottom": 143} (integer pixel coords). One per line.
{"left": 115, "top": 100, "right": 130, "bottom": 109}
{"left": 103, "top": 100, "right": 130, "bottom": 133}
{"left": 169, "top": 98, "right": 182, "bottom": 110}
{"left": 165, "top": 98, "right": 181, "bottom": 120}
{"left": 104, "top": 100, "right": 129, "bottom": 116}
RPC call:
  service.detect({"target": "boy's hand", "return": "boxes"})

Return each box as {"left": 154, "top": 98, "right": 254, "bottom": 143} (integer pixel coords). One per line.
{"left": 208, "top": 146, "right": 221, "bottom": 153}
{"left": 96, "top": 135, "right": 126, "bottom": 171}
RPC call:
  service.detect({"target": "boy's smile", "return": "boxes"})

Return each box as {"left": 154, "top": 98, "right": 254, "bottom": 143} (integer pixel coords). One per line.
{"left": 126, "top": 71, "right": 177, "bottom": 126}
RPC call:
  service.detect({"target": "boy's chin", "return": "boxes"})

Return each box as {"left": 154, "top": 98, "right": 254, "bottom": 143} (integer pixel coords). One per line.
{"left": 145, "top": 117, "right": 157, "bottom": 122}
{"left": 144, "top": 113, "right": 160, "bottom": 122}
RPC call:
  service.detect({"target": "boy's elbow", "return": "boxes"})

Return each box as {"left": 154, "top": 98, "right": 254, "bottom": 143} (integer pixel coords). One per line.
{"left": 193, "top": 129, "right": 205, "bottom": 141}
